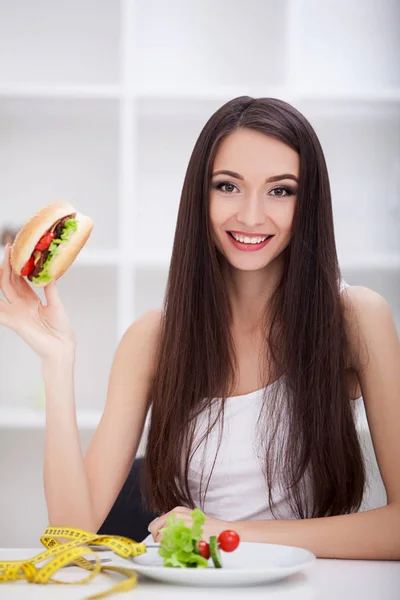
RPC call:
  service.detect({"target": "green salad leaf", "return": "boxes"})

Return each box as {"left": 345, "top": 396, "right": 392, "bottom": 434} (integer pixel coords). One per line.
{"left": 32, "top": 219, "right": 78, "bottom": 284}
{"left": 158, "top": 508, "right": 209, "bottom": 568}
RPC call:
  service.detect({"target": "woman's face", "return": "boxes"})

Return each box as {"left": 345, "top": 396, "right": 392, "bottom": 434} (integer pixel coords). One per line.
{"left": 209, "top": 128, "right": 299, "bottom": 271}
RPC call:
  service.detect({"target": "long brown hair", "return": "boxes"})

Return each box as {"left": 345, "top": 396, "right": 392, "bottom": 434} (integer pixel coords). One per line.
{"left": 142, "top": 96, "right": 366, "bottom": 519}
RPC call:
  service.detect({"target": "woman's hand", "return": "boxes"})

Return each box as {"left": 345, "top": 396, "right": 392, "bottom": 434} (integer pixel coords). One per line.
{"left": 148, "top": 506, "right": 231, "bottom": 543}
{"left": 0, "top": 243, "right": 76, "bottom": 361}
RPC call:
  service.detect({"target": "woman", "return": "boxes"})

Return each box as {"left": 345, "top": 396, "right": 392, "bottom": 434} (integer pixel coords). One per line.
{"left": 0, "top": 97, "right": 399, "bottom": 560}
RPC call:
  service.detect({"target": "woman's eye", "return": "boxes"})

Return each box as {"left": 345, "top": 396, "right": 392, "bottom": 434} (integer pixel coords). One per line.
{"left": 213, "top": 181, "right": 238, "bottom": 193}
{"left": 270, "top": 186, "right": 294, "bottom": 197}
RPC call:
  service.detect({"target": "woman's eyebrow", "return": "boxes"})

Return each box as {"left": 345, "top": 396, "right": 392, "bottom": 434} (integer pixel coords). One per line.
{"left": 212, "top": 170, "right": 299, "bottom": 183}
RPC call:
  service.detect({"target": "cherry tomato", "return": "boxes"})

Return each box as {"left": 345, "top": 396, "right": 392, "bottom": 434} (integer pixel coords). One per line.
{"left": 20, "top": 256, "right": 35, "bottom": 277}
{"left": 217, "top": 530, "right": 240, "bottom": 553}
{"left": 197, "top": 540, "right": 210, "bottom": 560}
{"left": 35, "top": 231, "right": 55, "bottom": 252}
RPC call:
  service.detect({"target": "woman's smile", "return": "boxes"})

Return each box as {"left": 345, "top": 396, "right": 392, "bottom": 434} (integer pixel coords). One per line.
{"left": 226, "top": 231, "right": 274, "bottom": 251}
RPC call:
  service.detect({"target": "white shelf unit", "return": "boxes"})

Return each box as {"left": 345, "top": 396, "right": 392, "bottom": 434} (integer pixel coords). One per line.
{"left": 0, "top": 0, "right": 399, "bottom": 427}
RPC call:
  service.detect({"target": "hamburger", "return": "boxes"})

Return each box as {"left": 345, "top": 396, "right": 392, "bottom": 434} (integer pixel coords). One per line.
{"left": 10, "top": 201, "right": 93, "bottom": 287}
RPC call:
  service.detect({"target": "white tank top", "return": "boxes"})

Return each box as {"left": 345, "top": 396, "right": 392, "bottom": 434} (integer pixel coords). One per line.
{"left": 185, "top": 279, "right": 364, "bottom": 522}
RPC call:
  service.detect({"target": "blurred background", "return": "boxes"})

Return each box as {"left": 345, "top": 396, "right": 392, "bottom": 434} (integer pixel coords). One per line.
{"left": 0, "top": 0, "right": 398, "bottom": 545}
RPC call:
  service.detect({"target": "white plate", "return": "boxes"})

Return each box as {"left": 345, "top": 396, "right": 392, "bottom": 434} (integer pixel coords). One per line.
{"left": 131, "top": 542, "right": 316, "bottom": 586}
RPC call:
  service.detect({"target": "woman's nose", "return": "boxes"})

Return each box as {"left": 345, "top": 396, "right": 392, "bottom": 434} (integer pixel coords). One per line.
{"left": 236, "top": 194, "right": 266, "bottom": 228}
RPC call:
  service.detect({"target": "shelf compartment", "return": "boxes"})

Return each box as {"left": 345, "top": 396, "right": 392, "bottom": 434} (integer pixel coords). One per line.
{"left": 304, "top": 111, "right": 400, "bottom": 258}
{"left": 133, "top": 0, "right": 287, "bottom": 89}
{"left": 292, "top": 0, "right": 400, "bottom": 91}
{"left": 133, "top": 266, "right": 168, "bottom": 320}
{"left": 133, "top": 107, "right": 205, "bottom": 264}
{"left": 0, "top": 0, "right": 121, "bottom": 85}
{"left": 0, "top": 97, "right": 120, "bottom": 250}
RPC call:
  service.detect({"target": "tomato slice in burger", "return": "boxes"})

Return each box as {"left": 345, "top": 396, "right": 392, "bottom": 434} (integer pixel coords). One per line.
{"left": 35, "top": 232, "right": 55, "bottom": 252}
{"left": 20, "top": 256, "right": 35, "bottom": 277}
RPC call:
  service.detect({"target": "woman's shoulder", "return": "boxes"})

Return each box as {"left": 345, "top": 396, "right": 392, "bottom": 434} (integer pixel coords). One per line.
{"left": 138, "top": 306, "right": 164, "bottom": 349}
{"left": 140, "top": 307, "right": 164, "bottom": 332}
{"left": 340, "top": 283, "right": 391, "bottom": 315}
{"left": 340, "top": 283, "right": 395, "bottom": 370}
{"left": 122, "top": 308, "right": 164, "bottom": 380}
{"left": 125, "top": 308, "right": 163, "bottom": 339}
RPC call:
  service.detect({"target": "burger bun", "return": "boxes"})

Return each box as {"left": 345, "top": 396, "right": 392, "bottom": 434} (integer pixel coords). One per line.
{"left": 10, "top": 201, "right": 93, "bottom": 287}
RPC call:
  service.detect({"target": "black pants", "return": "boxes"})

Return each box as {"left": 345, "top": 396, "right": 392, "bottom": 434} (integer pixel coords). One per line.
{"left": 97, "top": 458, "right": 159, "bottom": 542}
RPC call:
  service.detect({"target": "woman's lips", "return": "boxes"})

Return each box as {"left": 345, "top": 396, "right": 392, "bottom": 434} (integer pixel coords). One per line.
{"left": 226, "top": 231, "right": 273, "bottom": 252}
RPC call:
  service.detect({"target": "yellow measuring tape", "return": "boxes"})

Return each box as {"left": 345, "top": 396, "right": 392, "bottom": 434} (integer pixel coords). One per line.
{"left": 0, "top": 526, "right": 147, "bottom": 599}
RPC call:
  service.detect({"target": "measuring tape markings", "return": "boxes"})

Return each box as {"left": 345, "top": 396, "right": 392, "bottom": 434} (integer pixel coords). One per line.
{"left": 0, "top": 525, "right": 148, "bottom": 599}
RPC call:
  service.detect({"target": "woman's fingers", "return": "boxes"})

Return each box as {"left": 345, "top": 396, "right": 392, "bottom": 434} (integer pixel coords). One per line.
{"left": 0, "top": 245, "right": 18, "bottom": 304}
{"left": 148, "top": 507, "right": 193, "bottom": 542}
{"left": 43, "top": 280, "right": 63, "bottom": 309}
{"left": 2, "top": 243, "right": 39, "bottom": 305}
{"left": 11, "top": 267, "right": 40, "bottom": 304}
{"left": 0, "top": 246, "right": 75, "bottom": 358}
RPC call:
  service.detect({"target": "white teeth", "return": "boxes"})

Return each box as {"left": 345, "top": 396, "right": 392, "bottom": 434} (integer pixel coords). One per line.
{"left": 231, "top": 233, "right": 269, "bottom": 244}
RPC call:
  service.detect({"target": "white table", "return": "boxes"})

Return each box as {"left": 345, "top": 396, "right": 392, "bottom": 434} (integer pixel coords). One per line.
{"left": 0, "top": 548, "right": 399, "bottom": 599}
